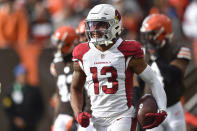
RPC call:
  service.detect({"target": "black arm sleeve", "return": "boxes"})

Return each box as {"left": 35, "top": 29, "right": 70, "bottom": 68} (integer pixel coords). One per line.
{"left": 155, "top": 58, "right": 183, "bottom": 85}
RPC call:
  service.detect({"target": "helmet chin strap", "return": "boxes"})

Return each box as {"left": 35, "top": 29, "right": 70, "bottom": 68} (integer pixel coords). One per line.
{"left": 104, "top": 40, "right": 113, "bottom": 46}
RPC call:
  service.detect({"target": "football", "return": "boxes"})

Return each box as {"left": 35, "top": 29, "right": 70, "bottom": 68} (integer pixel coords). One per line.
{"left": 136, "top": 94, "right": 158, "bottom": 127}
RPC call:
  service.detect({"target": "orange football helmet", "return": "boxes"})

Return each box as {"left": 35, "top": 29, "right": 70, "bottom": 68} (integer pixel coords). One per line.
{"left": 77, "top": 19, "right": 86, "bottom": 35}
{"left": 76, "top": 19, "right": 87, "bottom": 43}
{"left": 140, "top": 14, "right": 173, "bottom": 49}
{"left": 51, "top": 26, "right": 78, "bottom": 54}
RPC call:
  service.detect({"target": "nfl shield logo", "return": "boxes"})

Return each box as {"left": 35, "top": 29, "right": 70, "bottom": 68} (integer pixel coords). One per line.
{"left": 101, "top": 54, "right": 105, "bottom": 59}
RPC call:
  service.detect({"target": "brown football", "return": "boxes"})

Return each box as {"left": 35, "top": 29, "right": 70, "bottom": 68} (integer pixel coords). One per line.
{"left": 136, "top": 94, "right": 158, "bottom": 127}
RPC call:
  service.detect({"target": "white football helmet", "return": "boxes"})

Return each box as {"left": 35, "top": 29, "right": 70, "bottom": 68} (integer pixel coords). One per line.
{"left": 85, "top": 4, "right": 122, "bottom": 46}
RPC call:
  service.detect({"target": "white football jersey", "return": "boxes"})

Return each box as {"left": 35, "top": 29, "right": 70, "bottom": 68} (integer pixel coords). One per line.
{"left": 73, "top": 38, "right": 144, "bottom": 118}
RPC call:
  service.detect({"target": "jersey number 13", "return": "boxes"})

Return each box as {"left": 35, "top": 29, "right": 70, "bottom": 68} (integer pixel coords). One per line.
{"left": 90, "top": 66, "right": 118, "bottom": 94}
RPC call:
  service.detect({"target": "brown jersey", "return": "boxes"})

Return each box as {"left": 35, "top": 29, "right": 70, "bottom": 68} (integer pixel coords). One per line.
{"left": 150, "top": 40, "right": 191, "bottom": 107}
{"left": 52, "top": 54, "right": 91, "bottom": 118}
{"left": 53, "top": 59, "right": 74, "bottom": 117}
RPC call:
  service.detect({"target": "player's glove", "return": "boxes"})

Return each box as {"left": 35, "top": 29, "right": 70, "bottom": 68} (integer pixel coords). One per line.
{"left": 76, "top": 112, "right": 92, "bottom": 128}
{"left": 143, "top": 110, "right": 167, "bottom": 129}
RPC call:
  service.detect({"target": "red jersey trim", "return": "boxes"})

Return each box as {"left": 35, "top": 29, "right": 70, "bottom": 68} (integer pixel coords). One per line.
{"left": 72, "top": 42, "right": 90, "bottom": 64}
{"left": 118, "top": 40, "right": 144, "bottom": 107}
{"left": 118, "top": 40, "right": 144, "bottom": 59}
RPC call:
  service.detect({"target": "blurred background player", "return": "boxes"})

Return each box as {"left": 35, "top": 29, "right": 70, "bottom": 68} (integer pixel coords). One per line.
{"left": 50, "top": 25, "right": 93, "bottom": 131}
{"left": 50, "top": 26, "right": 77, "bottom": 131}
{"left": 2, "top": 64, "right": 44, "bottom": 131}
{"left": 71, "top": 4, "right": 167, "bottom": 131}
{"left": 140, "top": 13, "right": 191, "bottom": 131}
{"left": 76, "top": 19, "right": 87, "bottom": 43}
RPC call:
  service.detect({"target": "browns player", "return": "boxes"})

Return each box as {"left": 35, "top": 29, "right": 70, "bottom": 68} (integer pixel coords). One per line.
{"left": 140, "top": 13, "right": 191, "bottom": 131}
{"left": 50, "top": 26, "right": 78, "bottom": 131}
{"left": 50, "top": 25, "right": 94, "bottom": 131}
{"left": 70, "top": 4, "right": 167, "bottom": 131}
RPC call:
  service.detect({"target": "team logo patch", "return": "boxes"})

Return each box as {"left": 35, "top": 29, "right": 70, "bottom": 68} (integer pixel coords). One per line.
{"left": 115, "top": 10, "right": 121, "bottom": 21}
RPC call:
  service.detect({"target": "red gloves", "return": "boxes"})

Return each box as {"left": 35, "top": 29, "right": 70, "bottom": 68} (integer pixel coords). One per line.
{"left": 143, "top": 110, "right": 167, "bottom": 129}
{"left": 76, "top": 112, "right": 92, "bottom": 127}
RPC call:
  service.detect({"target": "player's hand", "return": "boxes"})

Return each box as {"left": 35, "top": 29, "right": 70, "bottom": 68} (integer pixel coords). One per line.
{"left": 143, "top": 110, "right": 167, "bottom": 129}
{"left": 76, "top": 112, "right": 92, "bottom": 128}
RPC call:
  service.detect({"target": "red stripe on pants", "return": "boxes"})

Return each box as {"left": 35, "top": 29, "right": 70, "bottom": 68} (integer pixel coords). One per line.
{"left": 131, "top": 117, "right": 137, "bottom": 131}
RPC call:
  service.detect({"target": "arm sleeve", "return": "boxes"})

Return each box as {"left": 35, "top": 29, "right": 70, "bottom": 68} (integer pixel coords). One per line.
{"left": 139, "top": 65, "right": 167, "bottom": 110}
{"left": 155, "top": 58, "right": 183, "bottom": 85}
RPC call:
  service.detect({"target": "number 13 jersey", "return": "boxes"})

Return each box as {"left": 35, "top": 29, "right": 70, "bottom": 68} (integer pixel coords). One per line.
{"left": 72, "top": 38, "right": 144, "bottom": 118}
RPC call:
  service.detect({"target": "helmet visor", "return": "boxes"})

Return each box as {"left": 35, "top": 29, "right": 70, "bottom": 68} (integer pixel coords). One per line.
{"left": 86, "top": 21, "right": 110, "bottom": 30}
{"left": 140, "top": 31, "right": 161, "bottom": 50}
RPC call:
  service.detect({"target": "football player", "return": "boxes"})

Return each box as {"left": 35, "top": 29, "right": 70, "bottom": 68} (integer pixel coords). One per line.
{"left": 140, "top": 13, "right": 191, "bottom": 131}
{"left": 50, "top": 26, "right": 78, "bottom": 131}
{"left": 70, "top": 4, "right": 167, "bottom": 131}
{"left": 50, "top": 26, "right": 94, "bottom": 131}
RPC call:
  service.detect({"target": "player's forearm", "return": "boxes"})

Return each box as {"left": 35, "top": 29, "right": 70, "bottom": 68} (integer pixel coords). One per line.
{"left": 71, "top": 62, "right": 87, "bottom": 116}
{"left": 139, "top": 65, "right": 167, "bottom": 110}
{"left": 70, "top": 87, "right": 84, "bottom": 117}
